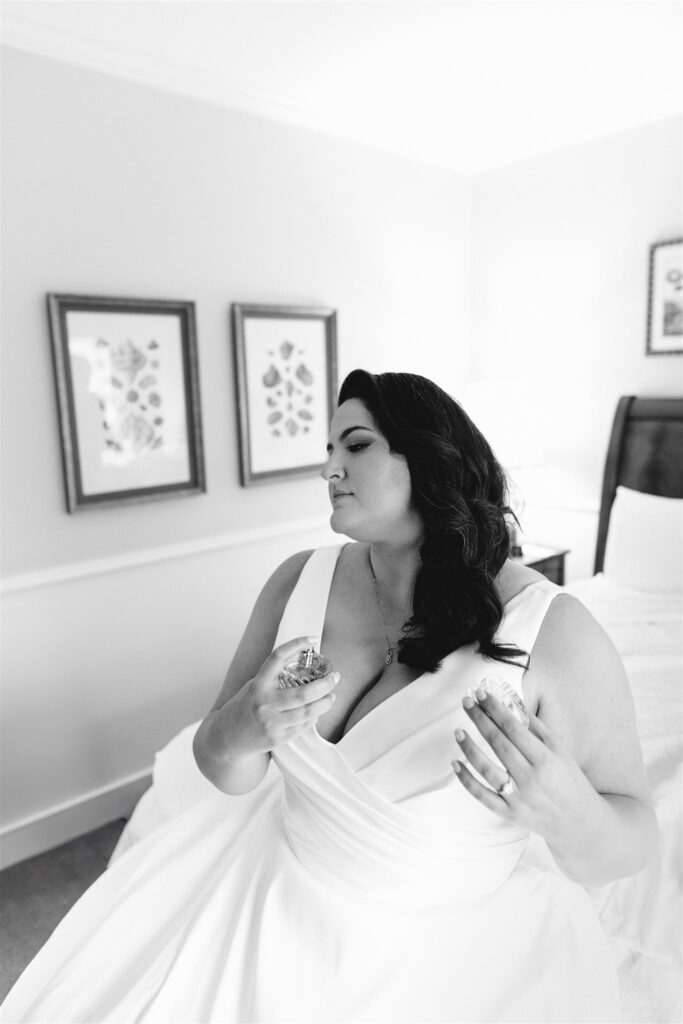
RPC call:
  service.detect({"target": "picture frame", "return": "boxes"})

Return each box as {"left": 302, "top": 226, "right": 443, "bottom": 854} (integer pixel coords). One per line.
{"left": 47, "top": 293, "right": 206, "bottom": 512}
{"left": 646, "top": 238, "right": 682, "bottom": 356}
{"left": 231, "top": 304, "right": 338, "bottom": 485}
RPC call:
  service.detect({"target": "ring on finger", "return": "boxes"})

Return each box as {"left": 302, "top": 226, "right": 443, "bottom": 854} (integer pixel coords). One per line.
{"left": 497, "top": 771, "right": 516, "bottom": 798}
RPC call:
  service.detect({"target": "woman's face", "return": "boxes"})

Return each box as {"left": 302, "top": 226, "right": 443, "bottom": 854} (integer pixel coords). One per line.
{"left": 321, "top": 398, "right": 422, "bottom": 544}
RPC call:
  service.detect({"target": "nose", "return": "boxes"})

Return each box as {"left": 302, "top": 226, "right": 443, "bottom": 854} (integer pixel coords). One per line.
{"left": 320, "top": 450, "right": 345, "bottom": 482}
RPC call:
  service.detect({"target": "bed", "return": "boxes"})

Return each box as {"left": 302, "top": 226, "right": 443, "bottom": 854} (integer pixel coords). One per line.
{"left": 110, "top": 395, "right": 683, "bottom": 1023}
{"left": 566, "top": 396, "right": 682, "bottom": 1023}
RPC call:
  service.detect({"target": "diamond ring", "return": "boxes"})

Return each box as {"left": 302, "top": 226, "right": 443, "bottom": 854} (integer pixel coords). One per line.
{"left": 497, "top": 772, "right": 516, "bottom": 798}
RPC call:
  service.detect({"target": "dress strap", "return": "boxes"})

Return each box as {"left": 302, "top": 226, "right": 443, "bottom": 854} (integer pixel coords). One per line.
{"left": 274, "top": 544, "right": 345, "bottom": 649}
{"left": 475, "top": 579, "right": 565, "bottom": 705}
{"left": 499, "top": 579, "right": 564, "bottom": 660}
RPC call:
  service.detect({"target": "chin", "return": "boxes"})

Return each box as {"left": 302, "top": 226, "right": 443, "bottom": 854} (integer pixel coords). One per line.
{"left": 329, "top": 508, "right": 363, "bottom": 540}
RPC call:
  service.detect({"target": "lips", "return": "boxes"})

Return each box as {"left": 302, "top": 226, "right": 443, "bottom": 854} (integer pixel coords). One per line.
{"left": 331, "top": 491, "right": 352, "bottom": 502}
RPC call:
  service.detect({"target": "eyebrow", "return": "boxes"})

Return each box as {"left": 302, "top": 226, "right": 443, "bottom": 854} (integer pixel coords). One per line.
{"left": 326, "top": 425, "right": 375, "bottom": 452}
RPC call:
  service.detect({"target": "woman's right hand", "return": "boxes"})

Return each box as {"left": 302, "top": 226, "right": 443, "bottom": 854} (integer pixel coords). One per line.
{"left": 210, "top": 636, "right": 340, "bottom": 763}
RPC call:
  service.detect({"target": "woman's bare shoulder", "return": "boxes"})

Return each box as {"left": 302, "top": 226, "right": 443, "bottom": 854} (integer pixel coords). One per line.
{"left": 531, "top": 590, "right": 620, "bottom": 671}
{"left": 262, "top": 548, "right": 316, "bottom": 607}
{"left": 207, "top": 549, "right": 315, "bottom": 713}
{"left": 528, "top": 590, "right": 632, "bottom": 710}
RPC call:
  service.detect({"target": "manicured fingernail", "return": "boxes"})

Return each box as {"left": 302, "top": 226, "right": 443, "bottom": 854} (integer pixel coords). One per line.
{"left": 463, "top": 695, "right": 474, "bottom": 709}
{"left": 331, "top": 692, "right": 336, "bottom": 702}
{"left": 455, "top": 728, "right": 466, "bottom": 742}
{"left": 453, "top": 761, "right": 462, "bottom": 773}
{"left": 476, "top": 686, "right": 487, "bottom": 702}
{"left": 332, "top": 672, "right": 341, "bottom": 684}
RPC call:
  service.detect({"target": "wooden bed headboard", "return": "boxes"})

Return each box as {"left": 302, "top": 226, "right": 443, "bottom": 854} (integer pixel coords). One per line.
{"left": 594, "top": 396, "right": 683, "bottom": 574}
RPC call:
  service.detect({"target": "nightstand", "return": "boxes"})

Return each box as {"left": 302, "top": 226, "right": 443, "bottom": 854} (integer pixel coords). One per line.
{"left": 512, "top": 543, "right": 569, "bottom": 585}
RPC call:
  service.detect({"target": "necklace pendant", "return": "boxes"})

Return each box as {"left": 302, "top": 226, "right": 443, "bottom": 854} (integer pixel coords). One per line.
{"left": 385, "top": 649, "right": 393, "bottom": 665}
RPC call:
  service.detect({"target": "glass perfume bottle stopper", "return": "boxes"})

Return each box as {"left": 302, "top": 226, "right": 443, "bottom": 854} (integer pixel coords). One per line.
{"left": 279, "top": 648, "right": 333, "bottom": 688}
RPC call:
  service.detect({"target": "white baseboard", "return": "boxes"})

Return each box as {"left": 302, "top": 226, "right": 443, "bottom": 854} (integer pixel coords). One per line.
{"left": 0, "top": 771, "right": 152, "bottom": 870}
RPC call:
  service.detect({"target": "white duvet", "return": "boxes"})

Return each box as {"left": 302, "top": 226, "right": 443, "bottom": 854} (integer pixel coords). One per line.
{"left": 567, "top": 574, "right": 682, "bottom": 1023}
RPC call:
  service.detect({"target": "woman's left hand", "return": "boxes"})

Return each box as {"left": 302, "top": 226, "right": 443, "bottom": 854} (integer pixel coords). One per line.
{"left": 452, "top": 686, "right": 605, "bottom": 847}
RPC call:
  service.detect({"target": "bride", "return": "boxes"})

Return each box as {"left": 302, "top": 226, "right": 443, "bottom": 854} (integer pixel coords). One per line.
{"left": 2, "top": 369, "right": 656, "bottom": 1022}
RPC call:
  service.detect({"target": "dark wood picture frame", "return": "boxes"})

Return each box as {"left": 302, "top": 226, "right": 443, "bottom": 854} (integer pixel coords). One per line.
{"left": 646, "top": 238, "right": 682, "bottom": 356}
{"left": 232, "top": 304, "right": 338, "bottom": 486}
{"left": 48, "top": 293, "right": 206, "bottom": 512}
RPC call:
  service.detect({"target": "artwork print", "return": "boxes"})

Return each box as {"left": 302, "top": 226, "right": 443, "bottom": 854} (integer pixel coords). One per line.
{"left": 48, "top": 296, "right": 205, "bottom": 511}
{"left": 261, "top": 337, "right": 315, "bottom": 441}
{"left": 647, "top": 239, "right": 683, "bottom": 355}
{"left": 232, "top": 305, "right": 337, "bottom": 485}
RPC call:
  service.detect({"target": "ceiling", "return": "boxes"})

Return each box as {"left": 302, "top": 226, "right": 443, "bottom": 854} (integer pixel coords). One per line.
{"left": 2, "top": 0, "right": 682, "bottom": 173}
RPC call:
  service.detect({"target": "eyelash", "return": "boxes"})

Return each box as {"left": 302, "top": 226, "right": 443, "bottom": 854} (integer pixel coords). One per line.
{"left": 325, "top": 441, "right": 370, "bottom": 458}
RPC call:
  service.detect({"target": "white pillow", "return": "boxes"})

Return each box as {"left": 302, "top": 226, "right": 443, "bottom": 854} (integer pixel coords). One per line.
{"left": 603, "top": 486, "right": 683, "bottom": 593}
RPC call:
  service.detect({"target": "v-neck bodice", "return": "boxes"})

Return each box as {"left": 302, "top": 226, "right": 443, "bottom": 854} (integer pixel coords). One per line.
{"left": 272, "top": 544, "right": 562, "bottom": 906}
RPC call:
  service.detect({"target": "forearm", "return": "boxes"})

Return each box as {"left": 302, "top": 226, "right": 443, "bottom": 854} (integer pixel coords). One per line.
{"left": 548, "top": 793, "right": 659, "bottom": 886}
{"left": 193, "top": 708, "right": 270, "bottom": 795}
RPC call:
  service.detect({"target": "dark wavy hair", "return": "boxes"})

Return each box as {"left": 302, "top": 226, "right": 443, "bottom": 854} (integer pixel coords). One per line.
{"left": 337, "top": 369, "right": 528, "bottom": 674}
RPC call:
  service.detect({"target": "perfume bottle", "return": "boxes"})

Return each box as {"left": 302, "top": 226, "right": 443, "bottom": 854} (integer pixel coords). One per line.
{"left": 278, "top": 647, "right": 334, "bottom": 689}
{"left": 465, "top": 675, "right": 530, "bottom": 727}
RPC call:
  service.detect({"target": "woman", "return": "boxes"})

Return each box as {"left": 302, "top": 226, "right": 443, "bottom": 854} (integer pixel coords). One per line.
{"left": 2, "top": 370, "right": 656, "bottom": 1023}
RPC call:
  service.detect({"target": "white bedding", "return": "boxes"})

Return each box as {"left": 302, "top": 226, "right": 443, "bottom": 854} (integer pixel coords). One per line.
{"left": 111, "top": 572, "right": 682, "bottom": 1023}
{"left": 567, "top": 574, "right": 682, "bottom": 1024}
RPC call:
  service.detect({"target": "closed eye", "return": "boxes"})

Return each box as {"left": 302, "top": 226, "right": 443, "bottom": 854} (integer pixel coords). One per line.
{"left": 325, "top": 426, "right": 376, "bottom": 454}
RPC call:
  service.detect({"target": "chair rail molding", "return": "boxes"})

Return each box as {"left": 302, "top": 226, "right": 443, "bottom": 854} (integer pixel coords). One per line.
{"left": 1, "top": 515, "right": 333, "bottom": 594}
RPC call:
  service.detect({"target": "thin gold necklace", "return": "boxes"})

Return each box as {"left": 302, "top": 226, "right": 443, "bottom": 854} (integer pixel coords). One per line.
{"left": 368, "top": 552, "right": 396, "bottom": 666}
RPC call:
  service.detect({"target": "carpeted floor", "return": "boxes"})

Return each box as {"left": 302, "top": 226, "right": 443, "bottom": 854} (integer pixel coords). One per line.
{"left": 0, "top": 819, "right": 126, "bottom": 1001}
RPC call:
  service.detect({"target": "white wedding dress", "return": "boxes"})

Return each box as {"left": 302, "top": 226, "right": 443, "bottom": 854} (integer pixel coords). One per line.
{"left": 1, "top": 545, "right": 621, "bottom": 1023}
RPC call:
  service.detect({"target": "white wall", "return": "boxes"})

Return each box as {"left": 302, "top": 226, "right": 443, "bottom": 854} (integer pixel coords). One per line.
{"left": 0, "top": 47, "right": 473, "bottom": 864}
{"left": 471, "top": 118, "right": 683, "bottom": 579}
{"left": 1, "top": 47, "right": 472, "bottom": 579}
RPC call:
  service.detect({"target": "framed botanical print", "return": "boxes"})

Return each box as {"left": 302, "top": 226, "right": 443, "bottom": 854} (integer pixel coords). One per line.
{"left": 47, "top": 293, "right": 206, "bottom": 512}
{"left": 646, "top": 238, "right": 682, "bottom": 355}
{"left": 231, "top": 304, "right": 338, "bottom": 485}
